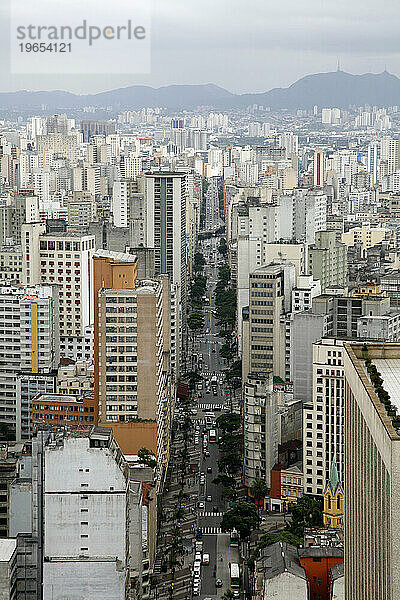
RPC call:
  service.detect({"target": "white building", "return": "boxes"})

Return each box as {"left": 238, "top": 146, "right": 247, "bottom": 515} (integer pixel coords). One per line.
{"left": 292, "top": 274, "right": 321, "bottom": 312}
{"left": 303, "top": 339, "right": 345, "bottom": 497}
{"left": 0, "top": 285, "right": 59, "bottom": 440}
{"left": 42, "top": 426, "right": 129, "bottom": 600}
{"left": 22, "top": 224, "right": 96, "bottom": 341}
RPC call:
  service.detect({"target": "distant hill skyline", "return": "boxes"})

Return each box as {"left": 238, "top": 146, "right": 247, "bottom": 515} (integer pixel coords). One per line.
{"left": 0, "top": 70, "right": 399, "bottom": 111}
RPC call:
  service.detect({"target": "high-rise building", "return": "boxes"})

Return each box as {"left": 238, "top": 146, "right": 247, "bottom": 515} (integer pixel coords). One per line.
{"left": 22, "top": 224, "right": 96, "bottom": 345}
{"left": 343, "top": 341, "right": 400, "bottom": 600}
{"left": 0, "top": 285, "right": 59, "bottom": 440}
{"left": 313, "top": 149, "right": 325, "bottom": 188}
{"left": 41, "top": 427, "right": 130, "bottom": 599}
{"left": 245, "top": 263, "right": 295, "bottom": 380}
{"left": 308, "top": 230, "right": 347, "bottom": 293}
{"left": 81, "top": 120, "right": 116, "bottom": 142}
{"left": 303, "top": 339, "right": 345, "bottom": 497}
{"left": 243, "top": 372, "right": 278, "bottom": 489}
{"left": 145, "top": 172, "right": 187, "bottom": 372}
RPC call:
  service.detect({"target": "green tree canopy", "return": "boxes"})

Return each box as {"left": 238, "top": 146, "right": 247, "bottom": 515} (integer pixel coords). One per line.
{"left": 138, "top": 447, "right": 157, "bottom": 469}
{"left": 216, "top": 412, "right": 241, "bottom": 433}
{"left": 287, "top": 495, "right": 323, "bottom": 538}
{"left": 221, "top": 502, "right": 260, "bottom": 539}
{"left": 187, "top": 312, "right": 205, "bottom": 331}
{"left": 250, "top": 478, "right": 270, "bottom": 501}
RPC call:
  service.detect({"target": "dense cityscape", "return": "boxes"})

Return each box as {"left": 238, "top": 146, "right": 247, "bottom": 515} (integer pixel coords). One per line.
{"left": 0, "top": 68, "right": 399, "bottom": 600}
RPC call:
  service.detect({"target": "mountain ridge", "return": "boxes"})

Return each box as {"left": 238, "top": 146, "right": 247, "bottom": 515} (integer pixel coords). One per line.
{"left": 0, "top": 71, "right": 399, "bottom": 111}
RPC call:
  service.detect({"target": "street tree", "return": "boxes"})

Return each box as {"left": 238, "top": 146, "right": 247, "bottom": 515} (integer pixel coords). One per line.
{"left": 250, "top": 478, "right": 269, "bottom": 502}
{"left": 221, "top": 502, "right": 260, "bottom": 539}
{"left": 287, "top": 495, "right": 323, "bottom": 537}
{"left": 216, "top": 412, "right": 241, "bottom": 433}
{"left": 137, "top": 447, "right": 157, "bottom": 469}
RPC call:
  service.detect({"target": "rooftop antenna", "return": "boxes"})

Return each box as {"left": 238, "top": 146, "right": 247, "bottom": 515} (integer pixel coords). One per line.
{"left": 337, "top": 58, "right": 341, "bottom": 72}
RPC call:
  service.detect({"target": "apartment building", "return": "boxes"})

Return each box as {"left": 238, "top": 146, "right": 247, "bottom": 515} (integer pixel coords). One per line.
{"left": 243, "top": 372, "right": 278, "bottom": 489}
{"left": 22, "top": 223, "right": 96, "bottom": 342}
{"left": 246, "top": 263, "right": 295, "bottom": 379}
{"left": 0, "top": 246, "right": 22, "bottom": 282}
{"left": 303, "top": 339, "right": 345, "bottom": 497}
{"left": 308, "top": 230, "right": 347, "bottom": 293}
{"left": 57, "top": 362, "right": 94, "bottom": 396}
{"left": 343, "top": 342, "right": 400, "bottom": 600}
{"left": 0, "top": 285, "right": 59, "bottom": 440}
{"left": 145, "top": 172, "right": 187, "bottom": 368}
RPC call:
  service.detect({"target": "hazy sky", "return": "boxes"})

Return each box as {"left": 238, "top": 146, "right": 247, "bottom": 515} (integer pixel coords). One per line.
{"left": 1, "top": 0, "right": 399, "bottom": 94}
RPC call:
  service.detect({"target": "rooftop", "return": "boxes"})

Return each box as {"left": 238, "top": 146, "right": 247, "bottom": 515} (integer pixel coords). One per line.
{"left": 260, "top": 542, "right": 306, "bottom": 580}
{"left": 0, "top": 539, "right": 16, "bottom": 562}
{"left": 94, "top": 249, "right": 137, "bottom": 263}
{"left": 373, "top": 359, "right": 400, "bottom": 413}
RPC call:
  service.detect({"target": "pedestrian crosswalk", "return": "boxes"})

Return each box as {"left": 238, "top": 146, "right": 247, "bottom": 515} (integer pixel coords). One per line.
{"left": 199, "top": 511, "right": 223, "bottom": 517}
{"left": 198, "top": 404, "right": 227, "bottom": 411}
{"left": 200, "top": 526, "right": 222, "bottom": 534}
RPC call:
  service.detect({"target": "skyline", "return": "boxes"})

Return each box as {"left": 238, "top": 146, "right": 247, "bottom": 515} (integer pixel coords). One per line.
{"left": 0, "top": 0, "right": 398, "bottom": 94}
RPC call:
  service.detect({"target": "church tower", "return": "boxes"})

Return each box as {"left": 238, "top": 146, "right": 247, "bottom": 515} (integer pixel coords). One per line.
{"left": 323, "top": 457, "right": 344, "bottom": 531}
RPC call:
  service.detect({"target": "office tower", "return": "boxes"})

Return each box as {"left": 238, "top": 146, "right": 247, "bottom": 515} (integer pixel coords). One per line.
{"left": 343, "top": 342, "right": 400, "bottom": 600}
{"left": 0, "top": 285, "right": 59, "bottom": 440}
{"left": 278, "top": 132, "right": 299, "bottom": 158}
{"left": 243, "top": 372, "right": 278, "bottom": 489}
{"left": 292, "top": 189, "right": 327, "bottom": 244}
{"left": 22, "top": 224, "right": 95, "bottom": 347}
{"left": 313, "top": 149, "right": 325, "bottom": 187}
{"left": 31, "top": 168, "right": 51, "bottom": 204}
{"left": 308, "top": 230, "right": 347, "bottom": 293}
{"left": 81, "top": 120, "right": 116, "bottom": 142}
{"left": 97, "top": 279, "right": 172, "bottom": 474}
{"left": 41, "top": 427, "right": 129, "bottom": 599}
{"left": 245, "top": 263, "right": 295, "bottom": 380}
{"left": 36, "top": 133, "right": 79, "bottom": 163}
{"left": 303, "top": 339, "right": 344, "bottom": 497}
{"left": 0, "top": 192, "right": 39, "bottom": 247}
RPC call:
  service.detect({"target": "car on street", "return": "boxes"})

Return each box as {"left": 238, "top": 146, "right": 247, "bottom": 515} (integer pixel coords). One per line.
{"left": 216, "top": 579, "right": 223, "bottom": 588}
{"left": 197, "top": 501, "right": 205, "bottom": 509}
{"left": 204, "top": 450, "right": 210, "bottom": 457}
{"left": 206, "top": 495, "right": 212, "bottom": 502}
{"left": 233, "top": 592, "right": 240, "bottom": 598}
{"left": 207, "top": 466, "right": 212, "bottom": 473}
{"left": 195, "top": 552, "right": 202, "bottom": 561}
{"left": 213, "top": 506, "right": 218, "bottom": 513}
{"left": 202, "top": 553, "right": 210, "bottom": 565}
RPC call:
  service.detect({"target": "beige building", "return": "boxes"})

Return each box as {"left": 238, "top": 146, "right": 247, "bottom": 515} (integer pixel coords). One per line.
{"left": 57, "top": 361, "right": 94, "bottom": 396}
{"left": 0, "top": 247, "right": 22, "bottom": 282}
{"left": 343, "top": 342, "right": 400, "bottom": 600}
{"left": 97, "top": 279, "right": 172, "bottom": 478}
{"left": 341, "top": 224, "right": 386, "bottom": 252}
{"left": 246, "top": 263, "right": 295, "bottom": 379}
{"left": 67, "top": 191, "right": 97, "bottom": 226}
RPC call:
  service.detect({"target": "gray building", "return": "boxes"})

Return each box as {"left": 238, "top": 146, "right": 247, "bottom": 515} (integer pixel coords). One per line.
{"left": 308, "top": 230, "right": 347, "bottom": 293}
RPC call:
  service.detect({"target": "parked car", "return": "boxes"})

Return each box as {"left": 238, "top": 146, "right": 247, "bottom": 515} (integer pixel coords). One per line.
{"left": 216, "top": 579, "right": 223, "bottom": 588}
{"left": 202, "top": 553, "right": 210, "bottom": 565}
{"left": 206, "top": 495, "right": 212, "bottom": 502}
